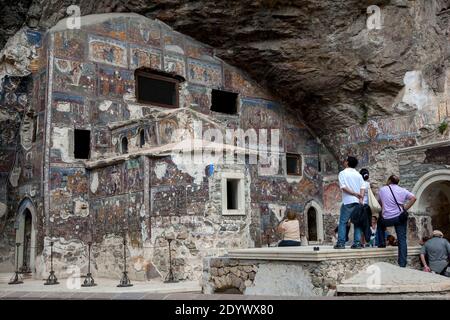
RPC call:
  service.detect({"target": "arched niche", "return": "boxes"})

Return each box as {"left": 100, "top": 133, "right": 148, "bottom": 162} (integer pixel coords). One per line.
{"left": 412, "top": 170, "right": 450, "bottom": 240}
{"left": 15, "top": 198, "right": 37, "bottom": 273}
{"left": 304, "top": 200, "right": 324, "bottom": 244}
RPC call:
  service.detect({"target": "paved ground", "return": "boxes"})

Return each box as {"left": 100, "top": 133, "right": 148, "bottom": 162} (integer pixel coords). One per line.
{"left": 1, "top": 273, "right": 449, "bottom": 300}
{"left": 1, "top": 291, "right": 450, "bottom": 300}
{"left": 0, "top": 273, "right": 201, "bottom": 294}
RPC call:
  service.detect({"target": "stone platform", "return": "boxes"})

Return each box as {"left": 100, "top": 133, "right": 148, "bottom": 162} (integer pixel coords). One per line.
{"left": 203, "top": 246, "right": 422, "bottom": 296}
{"left": 337, "top": 262, "right": 450, "bottom": 295}
{"left": 226, "top": 246, "right": 421, "bottom": 261}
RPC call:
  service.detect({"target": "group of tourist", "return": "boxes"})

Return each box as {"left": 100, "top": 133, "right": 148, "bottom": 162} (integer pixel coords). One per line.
{"left": 333, "top": 156, "right": 416, "bottom": 268}
{"left": 276, "top": 155, "right": 449, "bottom": 276}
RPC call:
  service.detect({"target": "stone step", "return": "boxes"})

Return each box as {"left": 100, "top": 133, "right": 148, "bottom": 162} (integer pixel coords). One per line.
{"left": 337, "top": 262, "right": 450, "bottom": 295}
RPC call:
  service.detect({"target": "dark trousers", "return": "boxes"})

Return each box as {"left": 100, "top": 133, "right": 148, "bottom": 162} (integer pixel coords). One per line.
{"left": 439, "top": 263, "right": 450, "bottom": 276}
{"left": 278, "top": 240, "right": 301, "bottom": 247}
{"left": 337, "top": 203, "right": 362, "bottom": 246}
{"left": 377, "top": 215, "right": 407, "bottom": 267}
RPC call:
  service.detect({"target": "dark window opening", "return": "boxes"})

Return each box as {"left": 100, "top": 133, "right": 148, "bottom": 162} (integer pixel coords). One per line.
{"left": 135, "top": 70, "right": 180, "bottom": 108}
{"left": 245, "top": 136, "right": 249, "bottom": 164}
{"left": 307, "top": 207, "right": 318, "bottom": 242}
{"left": 74, "top": 129, "right": 90, "bottom": 159}
{"left": 226, "top": 179, "right": 240, "bottom": 210}
{"left": 286, "top": 153, "right": 301, "bottom": 175}
{"left": 211, "top": 89, "right": 238, "bottom": 115}
{"left": 234, "top": 137, "right": 238, "bottom": 161}
{"left": 20, "top": 208, "right": 32, "bottom": 273}
{"left": 121, "top": 136, "right": 128, "bottom": 154}
{"left": 139, "top": 129, "right": 145, "bottom": 148}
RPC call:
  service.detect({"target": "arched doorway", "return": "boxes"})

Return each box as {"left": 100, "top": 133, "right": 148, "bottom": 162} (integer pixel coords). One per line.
{"left": 307, "top": 207, "right": 318, "bottom": 242}
{"left": 15, "top": 199, "right": 37, "bottom": 274}
{"left": 21, "top": 209, "right": 32, "bottom": 272}
{"left": 121, "top": 136, "right": 128, "bottom": 154}
{"left": 412, "top": 170, "right": 450, "bottom": 240}
{"left": 304, "top": 200, "right": 324, "bottom": 244}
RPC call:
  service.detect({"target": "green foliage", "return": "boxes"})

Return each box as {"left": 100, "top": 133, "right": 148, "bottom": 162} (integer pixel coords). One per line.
{"left": 438, "top": 121, "right": 448, "bottom": 134}
{"left": 360, "top": 104, "right": 369, "bottom": 125}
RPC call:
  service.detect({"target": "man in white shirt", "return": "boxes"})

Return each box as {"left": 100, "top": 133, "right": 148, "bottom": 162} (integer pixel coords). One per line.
{"left": 334, "top": 156, "right": 366, "bottom": 249}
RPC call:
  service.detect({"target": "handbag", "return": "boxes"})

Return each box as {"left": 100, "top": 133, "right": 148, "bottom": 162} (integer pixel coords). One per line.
{"left": 350, "top": 203, "right": 364, "bottom": 226}
{"left": 388, "top": 185, "right": 409, "bottom": 223}
{"left": 368, "top": 187, "right": 381, "bottom": 213}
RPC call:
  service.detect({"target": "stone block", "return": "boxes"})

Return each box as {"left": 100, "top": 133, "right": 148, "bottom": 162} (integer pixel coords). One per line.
{"left": 311, "top": 276, "right": 323, "bottom": 287}
{"left": 243, "top": 265, "right": 253, "bottom": 273}
{"left": 210, "top": 267, "right": 218, "bottom": 277}
{"left": 230, "top": 274, "right": 243, "bottom": 289}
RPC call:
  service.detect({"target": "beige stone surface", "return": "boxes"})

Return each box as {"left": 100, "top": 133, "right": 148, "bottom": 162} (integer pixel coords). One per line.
{"left": 226, "top": 246, "right": 421, "bottom": 262}
{"left": 0, "top": 273, "right": 201, "bottom": 294}
{"left": 337, "top": 262, "right": 450, "bottom": 294}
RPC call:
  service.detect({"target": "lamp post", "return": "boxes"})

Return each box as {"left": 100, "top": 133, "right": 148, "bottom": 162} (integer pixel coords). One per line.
{"left": 164, "top": 238, "right": 178, "bottom": 283}
{"left": 81, "top": 241, "right": 96, "bottom": 287}
{"left": 44, "top": 240, "right": 59, "bottom": 285}
{"left": 117, "top": 229, "right": 132, "bottom": 287}
{"left": 8, "top": 243, "right": 23, "bottom": 285}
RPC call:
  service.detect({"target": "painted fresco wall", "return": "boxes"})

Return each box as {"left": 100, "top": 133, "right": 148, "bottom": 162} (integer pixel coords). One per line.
{"left": 0, "top": 29, "right": 47, "bottom": 272}
{"left": 3, "top": 14, "right": 336, "bottom": 280}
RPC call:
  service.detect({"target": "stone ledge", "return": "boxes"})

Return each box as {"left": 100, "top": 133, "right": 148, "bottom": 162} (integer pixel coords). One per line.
{"left": 226, "top": 246, "right": 421, "bottom": 262}
{"left": 396, "top": 140, "right": 450, "bottom": 153}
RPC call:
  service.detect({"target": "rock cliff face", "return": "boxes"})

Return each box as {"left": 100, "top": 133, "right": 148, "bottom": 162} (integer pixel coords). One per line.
{"left": 1, "top": 0, "right": 450, "bottom": 169}
{"left": 1, "top": 1, "right": 449, "bottom": 136}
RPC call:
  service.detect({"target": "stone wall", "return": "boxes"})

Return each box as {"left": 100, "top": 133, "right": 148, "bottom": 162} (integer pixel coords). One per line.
{"left": 203, "top": 255, "right": 422, "bottom": 296}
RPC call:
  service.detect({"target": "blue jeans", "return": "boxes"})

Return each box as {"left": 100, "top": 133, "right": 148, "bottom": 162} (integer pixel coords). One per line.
{"left": 337, "top": 203, "right": 362, "bottom": 246}
{"left": 278, "top": 240, "right": 301, "bottom": 247}
{"left": 377, "top": 216, "right": 407, "bottom": 267}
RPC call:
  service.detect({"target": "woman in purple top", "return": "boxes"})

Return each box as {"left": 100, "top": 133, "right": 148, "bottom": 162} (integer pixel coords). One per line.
{"left": 377, "top": 175, "right": 417, "bottom": 267}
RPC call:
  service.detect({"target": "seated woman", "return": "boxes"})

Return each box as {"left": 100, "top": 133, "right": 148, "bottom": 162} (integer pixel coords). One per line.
{"left": 277, "top": 211, "right": 301, "bottom": 247}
